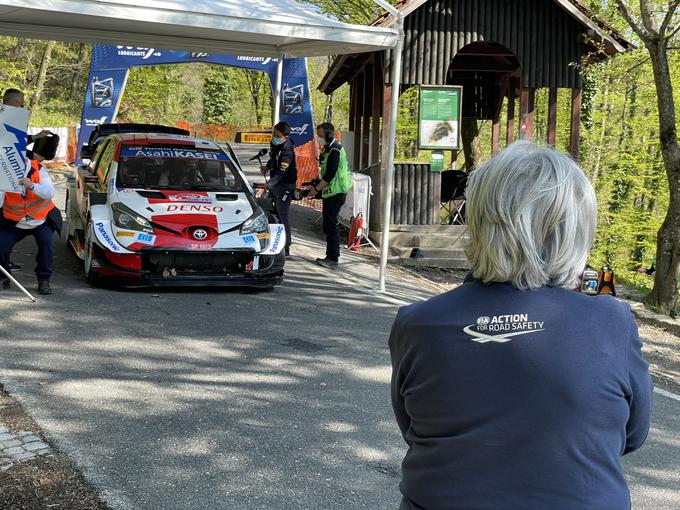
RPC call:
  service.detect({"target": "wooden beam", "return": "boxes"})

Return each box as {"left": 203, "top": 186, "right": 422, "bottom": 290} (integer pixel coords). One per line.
{"left": 492, "top": 115, "right": 501, "bottom": 154}
{"left": 569, "top": 88, "right": 582, "bottom": 159}
{"left": 547, "top": 87, "right": 558, "bottom": 147}
{"left": 506, "top": 89, "right": 515, "bottom": 145}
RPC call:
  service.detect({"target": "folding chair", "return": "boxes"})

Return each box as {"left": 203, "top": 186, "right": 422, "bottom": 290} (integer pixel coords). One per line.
{"left": 440, "top": 170, "right": 468, "bottom": 225}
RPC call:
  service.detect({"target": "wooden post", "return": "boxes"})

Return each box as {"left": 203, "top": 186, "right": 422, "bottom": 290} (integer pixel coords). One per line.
{"left": 569, "top": 88, "right": 582, "bottom": 159}
{"left": 354, "top": 72, "right": 364, "bottom": 171}
{"left": 361, "top": 66, "right": 372, "bottom": 170}
{"left": 349, "top": 79, "right": 358, "bottom": 169}
{"left": 491, "top": 116, "right": 501, "bottom": 154}
{"left": 520, "top": 87, "right": 534, "bottom": 140}
{"left": 547, "top": 87, "right": 558, "bottom": 147}
{"left": 373, "top": 83, "right": 393, "bottom": 232}
{"left": 506, "top": 90, "right": 515, "bottom": 145}
{"left": 370, "top": 55, "right": 382, "bottom": 166}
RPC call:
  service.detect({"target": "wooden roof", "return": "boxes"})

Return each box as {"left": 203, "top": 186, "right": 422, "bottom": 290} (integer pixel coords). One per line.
{"left": 319, "top": 0, "right": 633, "bottom": 93}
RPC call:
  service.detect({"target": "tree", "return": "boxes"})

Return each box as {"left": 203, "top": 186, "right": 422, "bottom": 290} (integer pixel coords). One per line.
{"left": 30, "top": 40, "right": 55, "bottom": 110}
{"left": 615, "top": 0, "right": 680, "bottom": 315}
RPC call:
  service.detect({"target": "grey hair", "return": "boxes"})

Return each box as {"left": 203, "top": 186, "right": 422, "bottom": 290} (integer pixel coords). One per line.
{"left": 464, "top": 141, "right": 597, "bottom": 290}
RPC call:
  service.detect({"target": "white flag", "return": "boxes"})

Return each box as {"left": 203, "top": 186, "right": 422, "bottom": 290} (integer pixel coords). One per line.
{"left": 0, "top": 105, "right": 29, "bottom": 192}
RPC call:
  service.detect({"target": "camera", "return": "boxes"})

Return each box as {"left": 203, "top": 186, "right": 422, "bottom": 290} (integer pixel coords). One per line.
{"left": 292, "top": 179, "right": 321, "bottom": 200}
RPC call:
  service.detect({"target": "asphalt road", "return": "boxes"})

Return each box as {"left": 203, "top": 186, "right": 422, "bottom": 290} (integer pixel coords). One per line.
{"left": 0, "top": 149, "right": 678, "bottom": 509}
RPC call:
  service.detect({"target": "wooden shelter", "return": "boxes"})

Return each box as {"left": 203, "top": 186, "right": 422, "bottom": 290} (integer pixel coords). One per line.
{"left": 319, "top": 0, "right": 631, "bottom": 233}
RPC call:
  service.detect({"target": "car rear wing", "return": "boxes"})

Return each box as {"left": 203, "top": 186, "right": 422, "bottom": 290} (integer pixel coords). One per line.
{"left": 81, "top": 123, "right": 191, "bottom": 160}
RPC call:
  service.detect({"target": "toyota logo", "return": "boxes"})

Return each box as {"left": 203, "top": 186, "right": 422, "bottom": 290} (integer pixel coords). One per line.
{"left": 193, "top": 229, "right": 208, "bottom": 240}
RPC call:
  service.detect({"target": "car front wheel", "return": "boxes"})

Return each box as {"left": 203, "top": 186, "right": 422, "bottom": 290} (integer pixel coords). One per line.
{"left": 83, "top": 221, "right": 100, "bottom": 284}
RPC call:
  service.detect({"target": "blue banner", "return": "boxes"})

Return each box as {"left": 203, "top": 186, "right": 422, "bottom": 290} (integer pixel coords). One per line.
{"left": 78, "top": 45, "right": 314, "bottom": 163}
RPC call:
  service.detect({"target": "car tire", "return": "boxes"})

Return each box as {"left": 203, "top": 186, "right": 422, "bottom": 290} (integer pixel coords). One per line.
{"left": 84, "top": 221, "right": 100, "bottom": 285}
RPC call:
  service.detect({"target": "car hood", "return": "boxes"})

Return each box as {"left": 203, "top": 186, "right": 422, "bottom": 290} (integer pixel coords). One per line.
{"left": 113, "top": 188, "right": 254, "bottom": 229}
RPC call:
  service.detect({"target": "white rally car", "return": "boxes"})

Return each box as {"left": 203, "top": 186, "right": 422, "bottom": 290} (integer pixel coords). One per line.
{"left": 66, "top": 124, "right": 285, "bottom": 288}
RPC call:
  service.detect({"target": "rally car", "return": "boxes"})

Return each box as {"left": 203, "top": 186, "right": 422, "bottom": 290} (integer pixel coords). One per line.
{"left": 66, "top": 124, "right": 286, "bottom": 287}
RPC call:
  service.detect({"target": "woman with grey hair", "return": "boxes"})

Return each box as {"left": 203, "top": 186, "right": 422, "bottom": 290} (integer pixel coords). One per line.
{"left": 389, "top": 141, "right": 652, "bottom": 510}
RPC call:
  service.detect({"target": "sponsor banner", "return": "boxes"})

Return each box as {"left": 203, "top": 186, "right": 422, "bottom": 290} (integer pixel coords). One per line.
{"left": 77, "top": 45, "right": 314, "bottom": 164}
{"left": 120, "top": 147, "right": 230, "bottom": 161}
{"left": 115, "top": 230, "right": 135, "bottom": 237}
{"left": 237, "top": 132, "right": 272, "bottom": 144}
{"left": 242, "top": 235, "right": 256, "bottom": 244}
{"left": 0, "top": 106, "right": 29, "bottom": 192}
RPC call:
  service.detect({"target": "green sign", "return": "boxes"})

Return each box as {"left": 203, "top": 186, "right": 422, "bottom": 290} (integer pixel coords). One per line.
{"left": 418, "top": 85, "right": 462, "bottom": 150}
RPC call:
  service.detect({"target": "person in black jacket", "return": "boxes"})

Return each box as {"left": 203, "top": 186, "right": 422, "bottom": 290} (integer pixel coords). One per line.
{"left": 261, "top": 121, "right": 297, "bottom": 256}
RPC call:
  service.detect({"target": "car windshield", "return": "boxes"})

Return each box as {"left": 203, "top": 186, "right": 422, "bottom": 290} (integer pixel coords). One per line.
{"left": 116, "top": 146, "right": 246, "bottom": 192}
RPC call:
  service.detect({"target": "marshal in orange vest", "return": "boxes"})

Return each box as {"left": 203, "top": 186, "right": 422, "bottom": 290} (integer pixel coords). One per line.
{"left": 2, "top": 160, "right": 55, "bottom": 222}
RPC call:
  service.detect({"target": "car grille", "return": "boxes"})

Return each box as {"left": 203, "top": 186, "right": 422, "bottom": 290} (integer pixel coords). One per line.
{"left": 142, "top": 250, "right": 254, "bottom": 275}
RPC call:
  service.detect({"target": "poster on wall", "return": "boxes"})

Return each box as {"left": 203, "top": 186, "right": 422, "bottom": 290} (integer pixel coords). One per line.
{"left": 0, "top": 105, "right": 29, "bottom": 192}
{"left": 418, "top": 85, "right": 463, "bottom": 151}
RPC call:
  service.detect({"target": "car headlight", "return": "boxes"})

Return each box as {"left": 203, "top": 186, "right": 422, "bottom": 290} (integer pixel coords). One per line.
{"left": 240, "top": 208, "right": 269, "bottom": 250}
{"left": 240, "top": 209, "right": 268, "bottom": 235}
{"left": 112, "top": 202, "right": 154, "bottom": 234}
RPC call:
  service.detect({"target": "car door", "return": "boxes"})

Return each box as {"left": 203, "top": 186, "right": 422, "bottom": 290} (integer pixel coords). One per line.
{"left": 77, "top": 139, "right": 112, "bottom": 213}
{"left": 95, "top": 140, "right": 117, "bottom": 192}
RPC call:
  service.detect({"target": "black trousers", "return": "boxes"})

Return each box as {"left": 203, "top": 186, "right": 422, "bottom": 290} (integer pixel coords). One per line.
{"left": 322, "top": 193, "right": 346, "bottom": 261}
{"left": 0, "top": 222, "right": 55, "bottom": 281}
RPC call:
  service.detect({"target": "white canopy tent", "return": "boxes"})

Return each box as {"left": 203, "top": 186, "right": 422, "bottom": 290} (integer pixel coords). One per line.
{"left": 0, "top": 0, "right": 403, "bottom": 292}
{"left": 0, "top": 0, "right": 398, "bottom": 57}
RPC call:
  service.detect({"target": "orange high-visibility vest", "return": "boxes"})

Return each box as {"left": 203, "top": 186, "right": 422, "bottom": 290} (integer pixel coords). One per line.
{"left": 2, "top": 160, "right": 55, "bottom": 222}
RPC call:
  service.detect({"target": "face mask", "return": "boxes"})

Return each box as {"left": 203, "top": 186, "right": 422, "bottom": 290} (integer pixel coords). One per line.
{"left": 272, "top": 136, "right": 284, "bottom": 146}
{"left": 317, "top": 136, "right": 326, "bottom": 145}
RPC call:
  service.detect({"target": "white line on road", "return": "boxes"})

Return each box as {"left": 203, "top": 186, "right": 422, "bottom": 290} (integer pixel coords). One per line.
{"left": 654, "top": 387, "right": 680, "bottom": 402}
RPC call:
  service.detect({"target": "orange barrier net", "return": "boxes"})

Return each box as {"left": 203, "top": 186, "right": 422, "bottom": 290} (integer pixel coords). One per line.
{"left": 294, "top": 140, "right": 322, "bottom": 211}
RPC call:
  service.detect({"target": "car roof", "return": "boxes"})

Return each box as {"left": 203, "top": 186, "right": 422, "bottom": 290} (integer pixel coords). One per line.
{"left": 111, "top": 133, "right": 223, "bottom": 151}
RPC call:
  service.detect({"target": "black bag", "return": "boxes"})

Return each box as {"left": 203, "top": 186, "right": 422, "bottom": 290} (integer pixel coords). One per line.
{"left": 46, "top": 206, "right": 63, "bottom": 234}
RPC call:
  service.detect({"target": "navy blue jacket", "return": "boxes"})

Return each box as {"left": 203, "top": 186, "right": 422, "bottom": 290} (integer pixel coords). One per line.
{"left": 389, "top": 279, "right": 652, "bottom": 510}
{"left": 266, "top": 138, "right": 297, "bottom": 188}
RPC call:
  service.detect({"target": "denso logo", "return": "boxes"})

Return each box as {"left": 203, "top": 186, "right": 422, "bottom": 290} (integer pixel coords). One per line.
{"left": 290, "top": 124, "right": 309, "bottom": 135}
{"left": 85, "top": 116, "right": 108, "bottom": 126}
{"left": 166, "top": 205, "right": 224, "bottom": 213}
{"left": 116, "top": 46, "right": 159, "bottom": 59}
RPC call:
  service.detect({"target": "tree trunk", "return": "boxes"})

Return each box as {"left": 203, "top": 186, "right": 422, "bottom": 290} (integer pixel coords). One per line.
{"left": 31, "top": 41, "right": 55, "bottom": 111}
{"left": 12, "top": 38, "right": 25, "bottom": 60}
{"left": 643, "top": 39, "right": 680, "bottom": 315}
{"left": 591, "top": 77, "right": 611, "bottom": 183}
{"left": 461, "top": 119, "right": 482, "bottom": 170}
{"left": 70, "top": 43, "right": 86, "bottom": 99}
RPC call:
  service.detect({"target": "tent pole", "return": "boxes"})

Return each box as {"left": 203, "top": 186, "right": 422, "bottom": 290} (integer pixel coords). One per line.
{"left": 273, "top": 49, "right": 284, "bottom": 125}
{"left": 375, "top": 4, "right": 404, "bottom": 293}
